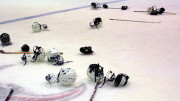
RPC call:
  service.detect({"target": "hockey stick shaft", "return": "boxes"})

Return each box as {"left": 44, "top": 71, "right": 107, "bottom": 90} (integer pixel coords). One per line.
{"left": 133, "top": 11, "right": 147, "bottom": 12}
{"left": 90, "top": 82, "right": 100, "bottom": 101}
{"left": 108, "top": 8, "right": 121, "bottom": 9}
{"left": 134, "top": 11, "right": 176, "bottom": 15}
{"left": 5, "top": 89, "right": 14, "bottom": 101}
{"left": 0, "top": 50, "right": 34, "bottom": 54}
{"left": 106, "top": 7, "right": 129, "bottom": 10}
{"left": 110, "top": 19, "right": 161, "bottom": 23}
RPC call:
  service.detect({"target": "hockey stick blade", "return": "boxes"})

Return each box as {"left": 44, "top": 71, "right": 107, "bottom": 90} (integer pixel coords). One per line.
{"left": 164, "top": 12, "right": 176, "bottom": 15}
{"left": 89, "top": 82, "right": 100, "bottom": 101}
{"left": 0, "top": 50, "right": 34, "bottom": 54}
{"left": 110, "top": 19, "right": 161, "bottom": 23}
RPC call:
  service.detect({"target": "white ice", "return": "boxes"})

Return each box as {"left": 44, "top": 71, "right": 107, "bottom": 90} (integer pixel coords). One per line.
{"left": 0, "top": 0, "right": 180, "bottom": 101}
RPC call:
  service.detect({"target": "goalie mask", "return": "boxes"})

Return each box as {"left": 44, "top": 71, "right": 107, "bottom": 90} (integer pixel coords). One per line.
{"left": 0, "top": 33, "right": 12, "bottom": 46}
{"left": 57, "top": 68, "right": 77, "bottom": 86}
{"left": 114, "top": 73, "right": 129, "bottom": 87}
{"left": 31, "top": 46, "right": 46, "bottom": 62}
{"left": 87, "top": 64, "right": 104, "bottom": 82}
{"left": 47, "top": 48, "right": 64, "bottom": 65}
{"left": 90, "top": 17, "right": 102, "bottom": 28}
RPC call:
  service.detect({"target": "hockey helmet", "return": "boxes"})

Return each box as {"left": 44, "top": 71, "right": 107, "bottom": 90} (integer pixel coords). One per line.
{"left": 87, "top": 64, "right": 104, "bottom": 82}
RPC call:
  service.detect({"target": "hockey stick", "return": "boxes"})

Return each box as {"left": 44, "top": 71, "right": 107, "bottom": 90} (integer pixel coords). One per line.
{"left": 5, "top": 89, "right": 14, "bottom": 101}
{"left": 133, "top": 11, "right": 176, "bottom": 15}
{"left": 89, "top": 82, "right": 100, "bottom": 101}
{"left": 0, "top": 50, "right": 34, "bottom": 54}
{"left": 106, "top": 7, "right": 129, "bottom": 9}
{"left": 110, "top": 18, "right": 161, "bottom": 23}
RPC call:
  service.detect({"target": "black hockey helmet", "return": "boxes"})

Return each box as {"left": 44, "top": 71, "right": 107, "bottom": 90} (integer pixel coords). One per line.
{"left": 103, "top": 4, "right": 108, "bottom": 9}
{"left": 158, "top": 7, "right": 165, "bottom": 14}
{"left": 121, "top": 6, "right": 128, "bottom": 10}
{"left": 0, "top": 33, "right": 12, "bottom": 46}
{"left": 91, "top": 2, "right": 98, "bottom": 8}
{"left": 148, "top": 6, "right": 158, "bottom": 15}
{"left": 80, "top": 46, "right": 93, "bottom": 54}
{"left": 114, "top": 73, "right": 129, "bottom": 87}
{"left": 21, "top": 44, "right": 30, "bottom": 52}
{"left": 94, "top": 17, "right": 102, "bottom": 26}
{"left": 150, "top": 10, "right": 158, "bottom": 15}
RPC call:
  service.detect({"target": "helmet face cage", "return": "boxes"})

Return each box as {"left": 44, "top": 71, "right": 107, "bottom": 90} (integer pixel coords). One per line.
{"left": 45, "top": 73, "right": 57, "bottom": 84}
{"left": 49, "top": 55, "right": 64, "bottom": 65}
{"left": 47, "top": 49, "right": 64, "bottom": 65}
{"left": 32, "top": 46, "right": 46, "bottom": 62}
{"left": 99, "top": 70, "right": 116, "bottom": 88}
{"left": 0, "top": 33, "right": 12, "bottom": 46}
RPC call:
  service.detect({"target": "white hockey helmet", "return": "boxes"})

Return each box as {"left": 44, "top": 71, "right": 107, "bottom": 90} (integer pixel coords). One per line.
{"left": 57, "top": 68, "right": 77, "bottom": 86}
{"left": 32, "top": 22, "right": 41, "bottom": 32}
{"left": 31, "top": 46, "right": 46, "bottom": 62}
{"left": 47, "top": 48, "right": 64, "bottom": 65}
{"left": 87, "top": 64, "right": 104, "bottom": 82}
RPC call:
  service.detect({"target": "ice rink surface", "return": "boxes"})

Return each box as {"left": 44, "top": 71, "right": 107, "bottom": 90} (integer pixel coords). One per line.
{"left": 0, "top": 0, "right": 180, "bottom": 101}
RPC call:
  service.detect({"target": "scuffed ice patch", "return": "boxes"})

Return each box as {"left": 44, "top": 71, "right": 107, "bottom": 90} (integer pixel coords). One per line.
{"left": 0, "top": 64, "right": 15, "bottom": 70}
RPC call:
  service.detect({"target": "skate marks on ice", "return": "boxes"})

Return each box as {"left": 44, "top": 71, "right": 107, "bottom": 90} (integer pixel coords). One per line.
{"left": 0, "top": 83, "right": 86, "bottom": 101}
{"left": 0, "top": 64, "right": 15, "bottom": 70}
{"left": 0, "top": 0, "right": 126, "bottom": 25}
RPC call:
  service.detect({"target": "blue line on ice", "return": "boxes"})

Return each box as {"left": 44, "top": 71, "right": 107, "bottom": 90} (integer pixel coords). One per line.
{"left": 0, "top": 0, "right": 126, "bottom": 25}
